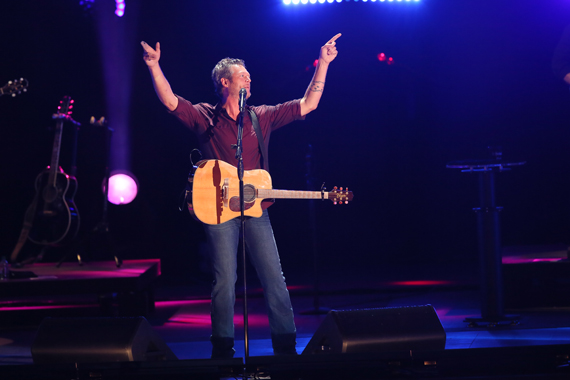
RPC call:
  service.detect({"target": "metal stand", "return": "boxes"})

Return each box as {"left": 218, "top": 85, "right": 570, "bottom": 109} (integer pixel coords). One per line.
{"left": 233, "top": 104, "right": 249, "bottom": 359}
{"left": 57, "top": 118, "right": 121, "bottom": 268}
{"left": 300, "top": 144, "right": 329, "bottom": 315}
{"left": 447, "top": 159, "right": 524, "bottom": 327}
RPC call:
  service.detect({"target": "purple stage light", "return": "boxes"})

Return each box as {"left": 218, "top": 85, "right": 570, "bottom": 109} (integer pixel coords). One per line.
{"left": 107, "top": 171, "right": 138, "bottom": 205}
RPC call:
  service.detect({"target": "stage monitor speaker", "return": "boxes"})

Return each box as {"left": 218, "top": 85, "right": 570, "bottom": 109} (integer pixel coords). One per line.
{"left": 31, "top": 317, "right": 178, "bottom": 364}
{"left": 302, "top": 305, "right": 446, "bottom": 354}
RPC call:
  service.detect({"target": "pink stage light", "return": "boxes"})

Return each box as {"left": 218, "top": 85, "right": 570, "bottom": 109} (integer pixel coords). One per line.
{"left": 107, "top": 172, "right": 138, "bottom": 205}
{"left": 115, "top": 0, "right": 125, "bottom": 17}
{"left": 284, "top": 0, "right": 419, "bottom": 4}
{"left": 388, "top": 280, "right": 455, "bottom": 286}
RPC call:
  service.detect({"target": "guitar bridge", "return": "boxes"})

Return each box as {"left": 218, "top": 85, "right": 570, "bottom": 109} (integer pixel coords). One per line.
{"left": 222, "top": 178, "right": 229, "bottom": 209}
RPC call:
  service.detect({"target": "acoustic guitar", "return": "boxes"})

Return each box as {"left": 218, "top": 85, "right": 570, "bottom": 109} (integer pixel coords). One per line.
{"left": 28, "top": 96, "right": 80, "bottom": 245}
{"left": 190, "top": 159, "right": 353, "bottom": 225}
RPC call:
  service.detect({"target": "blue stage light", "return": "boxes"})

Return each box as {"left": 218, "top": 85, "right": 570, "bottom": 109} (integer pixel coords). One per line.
{"left": 79, "top": 0, "right": 95, "bottom": 12}
{"left": 283, "top": 0, "right": 419, "bottom": 4}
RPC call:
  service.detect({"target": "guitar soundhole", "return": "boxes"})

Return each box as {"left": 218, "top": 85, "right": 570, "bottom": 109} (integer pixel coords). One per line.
{"left": 228, "top": 184, "right": 258, "bottom": 212}
{"left": 243, "top": 184, "right": 256, "bottom": 202}
{"left": 42, "top": 185, "right": 59, "bottom": 203}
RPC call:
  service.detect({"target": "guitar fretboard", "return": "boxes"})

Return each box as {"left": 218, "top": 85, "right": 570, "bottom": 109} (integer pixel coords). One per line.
{"left": 257, "top": 189, "right": 327, "bottom": 200}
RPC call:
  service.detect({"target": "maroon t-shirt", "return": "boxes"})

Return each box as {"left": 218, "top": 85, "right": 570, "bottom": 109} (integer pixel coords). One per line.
{"left": 170, "top": 95, "right": 305, "bottom": 171}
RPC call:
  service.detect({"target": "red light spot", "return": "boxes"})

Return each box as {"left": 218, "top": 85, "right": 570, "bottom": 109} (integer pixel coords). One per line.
{"left": 387, "top": 57, "right": 394, "bottom": 65}
{"left": 389, "top": 280, "right": 454, "bottom": 286}
{"left": 0, "top": 304, "right": 99, "bottom": 311}
{"left": 286, "top": 284, "right": 310, "bottom": 291}
{"left": 169, "top": 315, "right": 211, "bottom": 325}
{"left": 503, "top": 257, "right": 564, "bottom": 264}
{"left": 313, "top": 59, "right": 318, "bottom": 68}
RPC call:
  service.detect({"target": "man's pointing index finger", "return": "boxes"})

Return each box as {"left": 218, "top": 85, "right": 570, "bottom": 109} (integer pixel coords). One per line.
{"left": 327, "top": 33, "right": 342, "bottom": 44}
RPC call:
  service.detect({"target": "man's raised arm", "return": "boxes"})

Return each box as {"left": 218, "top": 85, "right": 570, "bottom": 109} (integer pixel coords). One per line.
{"left": 300, "top": 33, "right": 341, "bottom": 117}
{"left": 141, "top": 41, "right": 179, "bottom": 111}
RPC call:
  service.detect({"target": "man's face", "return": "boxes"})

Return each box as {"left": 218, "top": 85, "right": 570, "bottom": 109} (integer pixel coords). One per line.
{"left": 227, "top": 65, "right": 251, "bottom": 99}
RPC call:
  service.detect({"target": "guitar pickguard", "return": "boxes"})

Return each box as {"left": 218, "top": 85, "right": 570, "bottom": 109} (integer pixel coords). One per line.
{"left": 229, "top": 197, "right": 255, "bottom": 212}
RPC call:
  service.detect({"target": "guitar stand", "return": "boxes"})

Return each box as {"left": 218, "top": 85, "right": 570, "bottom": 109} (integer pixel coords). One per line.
{"left": 12, "top": 245, "right": 50, "bottom": 268}
{"left": 56, "top": 218, "right": 121, "bottom": 268}
{"left": 56, "top": 117, "right": 121, "bottom": 268}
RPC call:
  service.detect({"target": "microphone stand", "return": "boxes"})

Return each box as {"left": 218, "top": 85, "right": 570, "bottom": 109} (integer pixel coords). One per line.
{"left": 235, "top": 91, "right": 249, "bottom": 359}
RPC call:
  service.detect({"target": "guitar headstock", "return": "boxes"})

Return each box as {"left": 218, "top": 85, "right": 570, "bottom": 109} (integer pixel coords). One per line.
{"left": 1, "top": 78, "right": 28, "bottom": 97}
{"left": 328, "top": 186, "right": 353, "bottom": 205}
{"left": 57, "top": 96, "right": 74, "bottom": 117}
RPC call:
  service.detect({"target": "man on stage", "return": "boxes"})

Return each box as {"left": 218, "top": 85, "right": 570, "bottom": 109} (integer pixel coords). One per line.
{"left": 141, "top": 33, "right": 341, "bottom": 358}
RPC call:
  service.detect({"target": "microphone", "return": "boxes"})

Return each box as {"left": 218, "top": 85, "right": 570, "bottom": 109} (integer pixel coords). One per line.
{"left": 238, "top": 88, "right": 247, "bottom": 112}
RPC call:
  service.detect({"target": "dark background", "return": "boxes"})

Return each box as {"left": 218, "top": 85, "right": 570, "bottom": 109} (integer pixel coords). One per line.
{"left": 2, "top": 0, "right": 570, "bottom": 288}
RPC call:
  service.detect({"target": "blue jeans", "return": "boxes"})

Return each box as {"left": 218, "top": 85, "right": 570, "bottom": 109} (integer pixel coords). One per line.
{"left": 203, "top": 209, "right": 297, "bottom": 356}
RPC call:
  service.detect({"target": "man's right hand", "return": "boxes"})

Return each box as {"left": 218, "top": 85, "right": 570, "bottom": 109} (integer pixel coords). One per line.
{"left": 141, "top": 41, "right": 160, "bottom": 68}
{"left": 141, "top": 40, "right": 178, "bottom": 111}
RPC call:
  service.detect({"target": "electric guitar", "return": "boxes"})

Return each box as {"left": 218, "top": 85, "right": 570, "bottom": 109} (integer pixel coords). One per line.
{"left": 190, "top": 159, "right": 353, "bottom": 225}
{"left": 28, "top": 96, "right": 80, "bottom": 245}
{"left": 0, "top": 78, "right": 28, "bottom": 97}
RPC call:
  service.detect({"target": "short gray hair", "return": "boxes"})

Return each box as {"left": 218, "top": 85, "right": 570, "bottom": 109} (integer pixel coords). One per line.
{"left": 211, "top": 57, "right": 246, "bottom": 98}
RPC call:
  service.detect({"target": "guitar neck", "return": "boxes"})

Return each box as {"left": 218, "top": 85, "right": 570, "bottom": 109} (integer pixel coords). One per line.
{"left": 48, "top": 96, "right": 73, "bottom": 186}
{"left": 258, "top": 189, "right": 329, "bottom": 200}
{"left": 48, "top": 119, "right": 64, "bottom": 185}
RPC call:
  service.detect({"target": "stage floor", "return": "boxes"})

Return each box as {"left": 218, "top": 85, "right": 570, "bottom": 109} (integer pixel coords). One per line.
{"left": 1, "top": 259, "right": 570, "bottom": 379}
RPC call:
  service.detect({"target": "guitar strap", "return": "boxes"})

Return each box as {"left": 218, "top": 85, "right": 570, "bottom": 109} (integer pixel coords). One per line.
{"left": 248, "top": 109, "right": 269, "bottom": 172}
{"left": 181, "top": 149, "right": 202, "bottom": 219}
{"left": 183, "top": 110, "right": 269, "bottom": 217}
{"left": 249, "top": 109, "right": 275, "bottom": 205}
{"left": 10, "top": 194, "right": 39, "bottom": 262}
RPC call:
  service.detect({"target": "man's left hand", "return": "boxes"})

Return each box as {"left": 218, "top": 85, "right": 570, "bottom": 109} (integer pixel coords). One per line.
{"left": 319, "top": 33, "right": 341, "bottom": 64}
